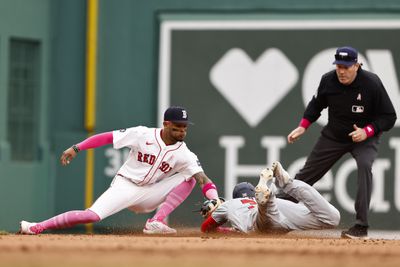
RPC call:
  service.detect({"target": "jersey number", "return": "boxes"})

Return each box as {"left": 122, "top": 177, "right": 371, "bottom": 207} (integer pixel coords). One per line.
{"left": 240, "top": 199, "right": 257, "bottom": 209}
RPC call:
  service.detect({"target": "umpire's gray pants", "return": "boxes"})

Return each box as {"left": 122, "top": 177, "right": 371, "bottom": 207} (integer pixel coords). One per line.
{"left": 295, "top": 134, "right": 380, "bottom": 226}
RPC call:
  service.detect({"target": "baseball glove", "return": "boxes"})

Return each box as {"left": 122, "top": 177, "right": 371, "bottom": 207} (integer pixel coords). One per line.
{"left": 200, "top": 197, "right": 225, "bottom": 218}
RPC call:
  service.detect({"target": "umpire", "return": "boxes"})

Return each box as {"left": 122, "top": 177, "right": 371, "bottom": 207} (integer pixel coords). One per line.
{"left": 287, "top": 46, "right": 397, "bottom": 239}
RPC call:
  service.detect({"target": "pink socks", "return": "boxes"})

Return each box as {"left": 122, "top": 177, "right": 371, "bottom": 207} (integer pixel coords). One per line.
{"left": 151, "top": 178, "right": 196, "bottom": 222}
{"left": 31, "top": 209, "right": 100, "bottom": 233}
{"left": 30, "top": 178, "right": 197, "bottom": 232}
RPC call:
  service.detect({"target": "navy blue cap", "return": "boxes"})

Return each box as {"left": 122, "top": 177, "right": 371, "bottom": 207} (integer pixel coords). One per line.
{"left": 333, "top": 46, "right": 358, "bottom": 66}
{"left": 232, "top": 182, "right": 255, "bottom": 199}
{"left": 163, "top": 106, "right": 193, "bottom": 124}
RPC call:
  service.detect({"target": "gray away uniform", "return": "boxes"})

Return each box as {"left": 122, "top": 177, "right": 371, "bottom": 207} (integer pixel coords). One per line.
{"left": 211, "top": 180, "right": 340, "bottom": 233}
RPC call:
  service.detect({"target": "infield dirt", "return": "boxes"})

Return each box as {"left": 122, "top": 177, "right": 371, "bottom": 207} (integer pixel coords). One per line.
{"left": 1, "top": 229, "right": 400, "bottom": 267}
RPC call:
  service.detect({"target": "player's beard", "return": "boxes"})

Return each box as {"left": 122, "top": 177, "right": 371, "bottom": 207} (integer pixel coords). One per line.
{"left": 174, "top": 132, "right": 186, "bottom": 142}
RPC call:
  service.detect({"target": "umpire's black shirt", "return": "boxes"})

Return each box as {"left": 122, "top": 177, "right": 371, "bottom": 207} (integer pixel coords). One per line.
{"left": 303, "top": 68, "right": 397, "bottom": 143}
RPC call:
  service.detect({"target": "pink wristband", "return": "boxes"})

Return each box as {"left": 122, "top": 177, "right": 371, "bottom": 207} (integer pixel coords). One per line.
{"left": 299, "top": 118, "right": 311, "bottom": 129}
{"left": 363, "top": 124, "right": 375, "bottom": 138}
{"left": 202, "top": 182, "right": 218, "bottom": 199}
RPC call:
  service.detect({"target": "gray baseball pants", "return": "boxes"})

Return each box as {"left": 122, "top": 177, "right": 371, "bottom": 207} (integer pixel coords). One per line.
{"left": 255, "top": 180, "right": 340, "bottom": 232}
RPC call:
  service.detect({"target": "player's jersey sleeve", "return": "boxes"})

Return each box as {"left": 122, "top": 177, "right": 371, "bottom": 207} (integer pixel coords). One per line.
{"left": 303, "top": 74, "right": 329, "bottom": 123}
{"left": 176, "top": 147, "right": 204, "bottom": 179}
{"left": 211, "top": 203, "right": 229, "bottom": 225}
{"left": 112, "top": 126, "right": 147, "bottom": 149}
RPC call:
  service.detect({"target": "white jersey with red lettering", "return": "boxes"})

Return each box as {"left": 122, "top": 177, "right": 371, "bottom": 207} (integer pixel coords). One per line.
{"left": 211, "top": 198, "right": 258, "bottom": 233}
{"left": 113, "top": 126, "right": 203, "bottom": 185}
{"left": 89, "top": 126, "right": 203, "bottom": 219}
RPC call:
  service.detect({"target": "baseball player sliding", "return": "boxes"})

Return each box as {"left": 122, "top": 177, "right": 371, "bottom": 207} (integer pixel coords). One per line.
{"left": 200, "top": 162, "right": 340, "bottom": 234}
{"left": 20, "top": 106, "right": 221, "bottom": 235}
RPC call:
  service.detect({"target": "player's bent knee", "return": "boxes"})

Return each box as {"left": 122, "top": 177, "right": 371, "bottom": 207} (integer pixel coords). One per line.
{"left": 320, "top": 208, "right": 340, "bottom": 228}
{"left": 86, "top": 209, "right": 101, "bottom": 222}
{"left": 329, "top": 209, "right": 341, "bottom": 227}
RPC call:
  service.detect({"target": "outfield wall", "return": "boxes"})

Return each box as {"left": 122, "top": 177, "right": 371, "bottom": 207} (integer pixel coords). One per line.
{"left": 0, "top": 0, "right": 399, "bottom": 232}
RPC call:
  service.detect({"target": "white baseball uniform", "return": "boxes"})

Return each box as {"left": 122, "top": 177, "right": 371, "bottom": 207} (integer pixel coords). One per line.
{"left": 90, "top": 126, "right": 203, "bottom": 219}
{"left": 211, "top": 180, "right": 340, "bottom": 233}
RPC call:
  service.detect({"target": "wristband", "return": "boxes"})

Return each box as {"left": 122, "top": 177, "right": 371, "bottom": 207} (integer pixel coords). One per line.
{"left": 72, "top": 145, "right": 80, "bottom": 153}
{"left": 202, "top": 182, "right": 218, "bottom": 199}
{"left": 363, "top": 125, "right": 375, "bottom": 138}
{"left": 299, "top": 118, "right": 311, "bottom": 129}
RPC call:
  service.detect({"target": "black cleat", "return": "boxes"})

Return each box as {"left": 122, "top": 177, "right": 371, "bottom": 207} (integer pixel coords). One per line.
{"left": 341, "top": 224, "right": 368, "bottom": 239}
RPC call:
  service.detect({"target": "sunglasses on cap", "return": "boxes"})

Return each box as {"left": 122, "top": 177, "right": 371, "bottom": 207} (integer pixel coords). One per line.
{"left": 334, "top": 54, "right": 356, "bottom": 61}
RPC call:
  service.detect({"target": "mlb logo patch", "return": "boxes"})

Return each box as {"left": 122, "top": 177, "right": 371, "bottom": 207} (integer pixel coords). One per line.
{"left": 352, "top": 105, "right": 364, "bottom": 113}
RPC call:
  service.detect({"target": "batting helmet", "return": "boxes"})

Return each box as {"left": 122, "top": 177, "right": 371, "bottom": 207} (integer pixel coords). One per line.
{"left": 232, "top": 182, "right": 255, "bottom": 199}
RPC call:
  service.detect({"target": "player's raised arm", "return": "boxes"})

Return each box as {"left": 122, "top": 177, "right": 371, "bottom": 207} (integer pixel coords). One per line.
{"left": 60, "top": 131, "right": 114, "bottom": 166}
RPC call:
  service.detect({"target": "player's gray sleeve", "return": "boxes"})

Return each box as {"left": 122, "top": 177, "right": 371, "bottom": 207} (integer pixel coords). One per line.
{"left": 211, "top": 203, "right": 229, "bottom": 225}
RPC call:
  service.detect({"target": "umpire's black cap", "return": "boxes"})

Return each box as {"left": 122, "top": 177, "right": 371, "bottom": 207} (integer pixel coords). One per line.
{"left": 333, "top": 46, "right": 358, "bottom": 66}
{"left": 233, "top": 182, "right": 255, "bottom": 199}
{"left": 164, "top": 106, "right": 193, "bottom": 124}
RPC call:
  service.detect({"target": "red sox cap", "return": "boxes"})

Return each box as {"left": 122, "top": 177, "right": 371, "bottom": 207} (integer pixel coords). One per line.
{"left": 333, "top": 46, "right": 358, "bottom": 67}
{"left": 163, "top": 106, "right": 193, "bottom": 124}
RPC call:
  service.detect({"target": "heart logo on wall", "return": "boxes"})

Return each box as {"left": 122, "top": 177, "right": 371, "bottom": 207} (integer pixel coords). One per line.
{"left": 210, "top": 48, "right": 299, "bottom": 127}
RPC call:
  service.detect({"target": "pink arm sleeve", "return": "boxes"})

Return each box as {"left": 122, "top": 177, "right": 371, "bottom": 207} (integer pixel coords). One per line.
{"left": 202, "top": 182, "right": 219, "bottom": 199}
{"left": 76, "top": 132, "right": 113, "bottom": 151}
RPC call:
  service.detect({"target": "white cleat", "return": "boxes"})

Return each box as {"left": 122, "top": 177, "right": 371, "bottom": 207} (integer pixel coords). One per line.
{"left": 143, "top": 219, "right": 177, "bottom": 235}
{"left": 271, "top": 161, "right": 293, "bottom": 188}
{"left": 19, "top": 221, "right": 41, "bottom": 235}
{"left": 255, "top": 168, "right": 274, "bottom": 205}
